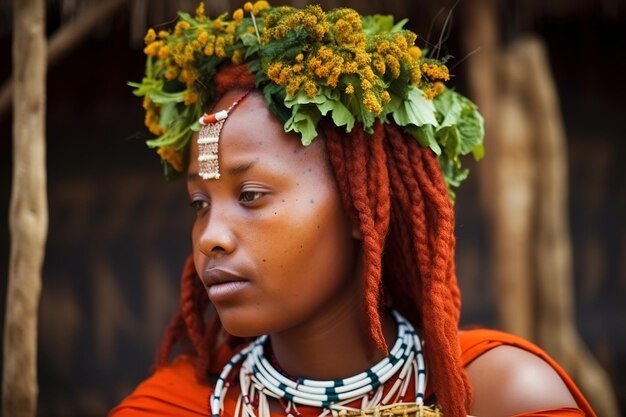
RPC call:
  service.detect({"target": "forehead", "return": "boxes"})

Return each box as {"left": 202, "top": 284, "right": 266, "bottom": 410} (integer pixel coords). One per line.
{"left": 190, "top": 91, "right": 327, "bottom": 171}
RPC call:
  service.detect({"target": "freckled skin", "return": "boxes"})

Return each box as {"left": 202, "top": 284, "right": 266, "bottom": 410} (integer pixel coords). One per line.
{"left": 188, "top": 90, "right": 393, "bottom": 379}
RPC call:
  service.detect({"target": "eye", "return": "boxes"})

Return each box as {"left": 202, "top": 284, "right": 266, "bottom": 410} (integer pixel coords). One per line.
{"left": 239, "top": 190, "right": 265, "bottom": 203}
{"left": 189, "top": 199, "right": 210, "bottom": 212}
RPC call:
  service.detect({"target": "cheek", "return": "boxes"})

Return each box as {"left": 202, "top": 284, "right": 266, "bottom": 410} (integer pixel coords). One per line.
{"left": 257, "top": 192, "right": 355, "bottom": 293}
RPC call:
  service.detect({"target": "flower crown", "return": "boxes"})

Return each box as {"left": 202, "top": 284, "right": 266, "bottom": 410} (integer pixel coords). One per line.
{"left": 130, "top": 1, "right": 484, "bottom": 195}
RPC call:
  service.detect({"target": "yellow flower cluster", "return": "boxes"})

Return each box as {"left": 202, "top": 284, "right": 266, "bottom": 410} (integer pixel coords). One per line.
{"left": 330, "top": 9, "right": 364, "bottom": 49}
{"left": 260, "top": 5, "right": 446, "bottom": 113}
{"left": 263, "top": 5, "right": 328, "bottom": 42}
{"left": 244, "top": 0, "right": 270, "bottom": 15}
{"left": 421, "top": 62, "right": 450, "bottom": 81}
{"left": 157, "top": 146, "right": 184, "bottom": 172}
{"left": 143, "top": 3, "right": 261, "bottom": 111}
{"left": 142, "top": 97, "right": 164, "bottom": 136}
{"left": 423, "top": 81, "right": 445, "bottom": 100}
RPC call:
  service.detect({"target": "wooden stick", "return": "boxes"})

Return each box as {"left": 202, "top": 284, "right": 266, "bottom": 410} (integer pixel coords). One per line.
{"left": 3, "top": 0, "right": 47, "bottom": 415}
{"left": 0, "top": 0, "right": 131, "bottom": 118}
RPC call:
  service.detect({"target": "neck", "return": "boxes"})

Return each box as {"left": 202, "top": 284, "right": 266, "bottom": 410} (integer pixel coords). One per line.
{"left": 269, "top": 305, "right": 397, "bottom": 380}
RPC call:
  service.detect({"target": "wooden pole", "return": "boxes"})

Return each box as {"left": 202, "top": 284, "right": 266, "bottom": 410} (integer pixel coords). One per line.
{"left": 462, "top": 1, "right": 620, "bottom": 415}
{"left": 3, "top": 0, "right": 47, "bottom": 415}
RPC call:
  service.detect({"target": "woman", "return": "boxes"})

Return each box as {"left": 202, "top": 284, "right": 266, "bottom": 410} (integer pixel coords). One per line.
{"left": 112, "top": 3, "right": 597, "bottom": 416}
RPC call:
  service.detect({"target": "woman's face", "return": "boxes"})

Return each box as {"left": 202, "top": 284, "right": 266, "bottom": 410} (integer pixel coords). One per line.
{"left": 187, "top": 90, "right": 361, "bottom": 337}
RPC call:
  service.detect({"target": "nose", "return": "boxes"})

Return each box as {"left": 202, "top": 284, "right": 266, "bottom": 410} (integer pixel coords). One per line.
{"left": 195, "top": 207, "right": 237, "bottom": 256}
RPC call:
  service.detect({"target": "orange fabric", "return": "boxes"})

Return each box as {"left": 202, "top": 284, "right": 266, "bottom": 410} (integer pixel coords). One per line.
{"left": 458, "top": 329, "right": 596, "bottom": 417}
{"left": 109, "top": 330, "right": 596, "bottom": 417}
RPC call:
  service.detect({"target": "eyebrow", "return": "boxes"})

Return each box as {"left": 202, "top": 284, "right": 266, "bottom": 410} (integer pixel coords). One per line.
{"left": 187, "top": 161, "right": 257, "bottom": 181}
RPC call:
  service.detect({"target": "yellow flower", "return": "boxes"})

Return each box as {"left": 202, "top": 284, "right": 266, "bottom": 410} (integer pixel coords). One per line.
{"left": 226, "top": 21, "right": 237, "bottom": 34}
{"left": 165, "top": 66, "right": 179, "bottom": 80}
{"left": 144, "top": 28, "right": 156, "bottom": 44}
{"left": 184, "top": 44, "right": 195, "bottom": 63}
{"left": 303, "top": 80, "right": 317, "bottom": 98}
{"left": 372, "top": 57, "right": 386, "bottom": 76}
{"left": 158, "top": 30, "right": 169, "bottom": 39}
{"left": 179, "top": 69, "right": 195, "bottom": 84}
{"left": 143, "top": 98, "right": 165, "bottom": 136}
{"left": 422, "top": 63, "right": 450, "bottom": 81}
{"left": 174, "top": 21, "right": 191, "bottom": 36}
{"left": 184, "top": 90, "right": 199, "bottom": 105}
{"left": 363, "top": 91, "right": 382, "bottom": 114}
{"left": 252, "top": 0, "right": 270, "bottom": 15}
{"left": 233, "top": 8, "right": 244, "bottom": 21}
{"left": 232, "top": 49, "right": 244, "bottom": 64}
{"left": 327, "top": 66, "right": 341, "bottom": 87}
{"left": 394, "top": 34, "right": 408, "bottom": 50}
{"left": 157, "top": 146, "right": 184, "bottom": 172}
{"left": 295, "top": 53, "right": 304, "bottom": 63}
{"left": 215, "top": 36, "right": 226, "bottom": 57}
{"left": 380, "top": 90, "right": 391, "bottom": 104}
{"left": 195, "top": 3, "right": 206, "bottom": 20}
{"left": 409, "top": 65, "right": 422, "bottom": 85}
{"left": 204, "top": 42, "right": 215, "bottom": 56}
{"left": 345, "top": 84, "right": 355, "bottom": 95}
{"left": 243, "top": 2, "right": 253, "bottom": 12}
{"left": 267, "top": 62, "right": 283, "bottom": 81}
{"left": 143, "top": 41, "right": 162, "bottom": 57}
{"left": 146, "top": 115, "right": 164, "bottom": 136}
{"left": 385, "top": 55, "right": 400, "bottom": 78}
{"left": 433, "top": 81, "right": 445, "bottom": 95}
{"left": 423, "top": 86, "right": 436, "bottom": 100}
{"left": 157, "top": 44, "right": 170, "bottom": 59}
{"left": 361, "top": 78, "right": 373, "bottom": 90}
{"left": 409, "top": 46, "right": 422, "bottom": 60}
{"left": 355, "top": 52, "right": 370, "bottom": 66}
{"left": 287, "top": 75, "right": 306, "bottom": 96}
{"left": 197, "top": 29, "right": 209, "bottom": 45}
{"left": 343, "top": 62, "right": 358, "bottom": 74}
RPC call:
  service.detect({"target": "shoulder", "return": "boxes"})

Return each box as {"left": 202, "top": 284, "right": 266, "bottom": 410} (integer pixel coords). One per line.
{"left": 108, "top": 355, "right": 212, "bottom": 416}
{"left": 459, "top": 329, "right": 589, "bottom": 417}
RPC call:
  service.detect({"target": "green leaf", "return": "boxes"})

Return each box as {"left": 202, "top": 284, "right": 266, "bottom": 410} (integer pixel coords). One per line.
{"left": 286, "top": 88, "right": 356, "bottom": 132}
{"left": 437, "top": 126, "right": 461, "bottom": 159}
{"left": 405, "top": 124, "right": 441, "bottom": 155}
{"left": 434, "top": 88, "right": 485, "bottom": 160}
{"left": 148, "top": 89, "right": 186, "bottom": 104}
{"left": 327, "top": 100, "right": 355, "bottom": 131}
{"left": 344, "top": 90, "right": 375, "bottom": 133}
{"left": 361, "top": 15, "right": 407, "bottom": 34}
{"left": 284, "top": 104, "right": 321, "bottom": 145}
{"left": 392, "top": 87, "right": 438, "bottom": 128}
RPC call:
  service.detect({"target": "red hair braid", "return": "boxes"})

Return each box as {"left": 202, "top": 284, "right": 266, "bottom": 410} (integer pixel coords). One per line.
{"left": 340, "top": 127, "right": 387, "bottom": 353}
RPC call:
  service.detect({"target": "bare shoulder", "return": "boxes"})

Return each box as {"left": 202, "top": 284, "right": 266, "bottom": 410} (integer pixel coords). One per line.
{"left": 465, "top": 344, "right": 578, "bottom": 417}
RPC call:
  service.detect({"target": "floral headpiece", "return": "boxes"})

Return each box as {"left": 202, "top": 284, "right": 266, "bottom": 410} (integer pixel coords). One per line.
{"left": 130, "top": 1, "right": 484, "bottom": 195}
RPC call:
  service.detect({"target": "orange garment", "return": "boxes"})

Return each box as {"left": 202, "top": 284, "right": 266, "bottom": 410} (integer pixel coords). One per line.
{"left": 109, "top": 329, "right": 596, "bottom": 417}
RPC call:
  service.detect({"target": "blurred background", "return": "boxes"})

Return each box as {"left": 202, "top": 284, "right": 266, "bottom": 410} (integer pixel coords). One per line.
{"left": 1, "top": 0, "right": 625, "bottom": 415}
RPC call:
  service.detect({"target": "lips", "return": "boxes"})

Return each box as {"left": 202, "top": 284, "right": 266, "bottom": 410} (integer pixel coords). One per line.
{"left": 202, "top": 268, "right": 250, "bottom": 302}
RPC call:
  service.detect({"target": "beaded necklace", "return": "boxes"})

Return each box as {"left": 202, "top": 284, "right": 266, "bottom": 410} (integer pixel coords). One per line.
{"left": 210, "top": 310, "right": 428, "bottom": 417}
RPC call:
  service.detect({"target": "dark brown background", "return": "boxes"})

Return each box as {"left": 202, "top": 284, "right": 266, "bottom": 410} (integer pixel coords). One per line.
{"left": 1, "top": 0, "right": 625, "bottom": 415}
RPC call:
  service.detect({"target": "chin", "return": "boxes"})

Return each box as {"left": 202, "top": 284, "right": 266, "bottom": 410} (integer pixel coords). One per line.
{"left": 216, "top": 309, "right": 271, "bottom": 338}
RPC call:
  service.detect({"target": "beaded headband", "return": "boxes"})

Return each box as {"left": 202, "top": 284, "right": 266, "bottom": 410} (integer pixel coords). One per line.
{"left": 130, "top": 1, "right": 484, "bottom": 195}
